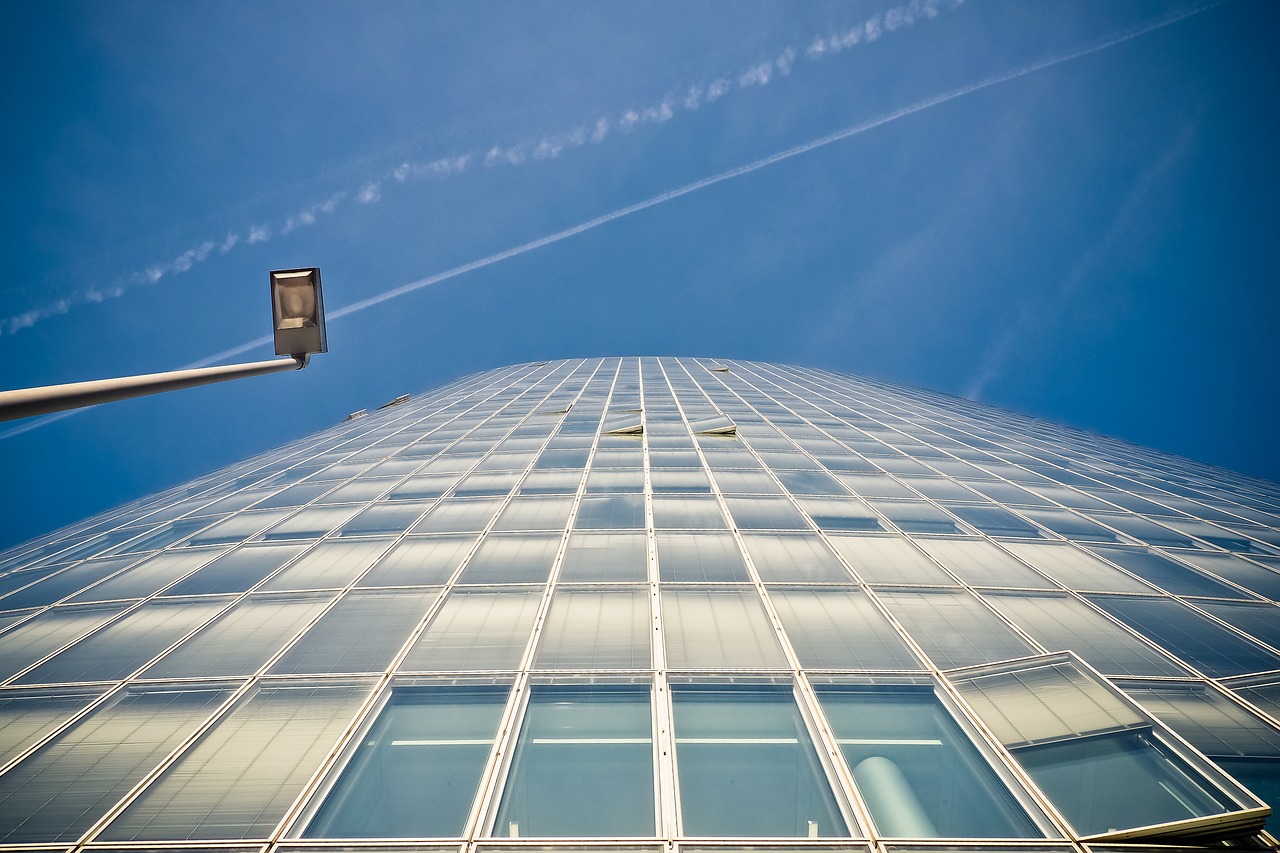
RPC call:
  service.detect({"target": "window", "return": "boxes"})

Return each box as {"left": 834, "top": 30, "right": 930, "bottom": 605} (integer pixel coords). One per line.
{"left": 816, "top": 686, "right": 1041, "bottom": 837}
{"left": 493, "top": 685, "right": 655, "bottom": 836}
{"left": 671, "top": 685, "right": 849, "bottom": 837}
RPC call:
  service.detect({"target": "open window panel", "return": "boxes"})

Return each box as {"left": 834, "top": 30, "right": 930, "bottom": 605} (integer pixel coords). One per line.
{"left": 296, "top": 678, "right": 513, "bottom": 839}
{"left": 946, "top": 652, "right": 1271, "bottom": 844}
{"left": 603, "top": 412, "right": 644, "bottom": 436}
{"left": 690, "top": 415, "right": 736, "bottom": 437}
{"left": 808, "top": 674, "right": 1057, "bottom": 839}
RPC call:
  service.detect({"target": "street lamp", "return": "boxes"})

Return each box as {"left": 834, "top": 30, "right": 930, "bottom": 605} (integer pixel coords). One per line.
{"left": 0, "top": 267, "right": 328, "bottom": 423}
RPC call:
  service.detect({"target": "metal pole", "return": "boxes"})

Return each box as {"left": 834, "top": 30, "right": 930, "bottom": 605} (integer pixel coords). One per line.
{"left": 0, "top": 356, "right": 305, "bottom": 423}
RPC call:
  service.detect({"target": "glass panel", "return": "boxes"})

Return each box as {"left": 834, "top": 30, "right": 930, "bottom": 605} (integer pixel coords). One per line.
{"left": 770, "top": 588, "right": 919, "bottom": 669}
{"left": 575, "top": 494, "right": 646, "bottom": 529}
{"left": 827, "top": 537, "right": 954, "bottom": 585}
{"left": 951, "top": 655, "right": 1259, "bottom": 841}
{"left": 774, "top": 468, "right": 846, "bottom": 496}
{"left": 651, "top": 497, "right": 727, "bottom": 530}
{"left": 264, "top": 539, "right": 391, "bottom": 591}
{"left": 1086, "top": 546, "right": 1252, "bottom": 598}
{"left": 1001, "top": 543, "right": 1152, "bottom": 593}
{"left": 68, "top": 548, "right": 226, "bottom": 603}
{"left": 585, "top": 469, "right": 645, "bottom": 494}
{"left": 0, "top": 557, "right": 136, "bottom": 611}
{"left": 560, "top": 533, "right": 649, "bottom": 582}
{"left": 1085, "top": 514, "right": 1195, "bottom": 548}
{"left": 389, "top": 473, "right": 461, "bottom": 500}
{"left": 518, "top": 470, "right": 581, "bottom": 495}
{"left": 0, "top": 685, "right": 233, "bottom": 843}
{"left": 492, "top": 496, "right": 574, "bottom": 532}
{"left": 0, "top": 687, "right": 104, "bottom": 766}
{"left": 649, "top": 468, "right": 711, "bottom": 493}
{"left": 913, "top": 539, "right": 1056, "bottom": 589}
{"left": 338, "top": 501, "right": 433, "bottom": 537}
{"left": 816, "top": 687, "right": 1040, "bottom": 838}
{"left": 1017, "top": 509, "right": 1118, "bottom": 543}
{"left": 304, "top": 687, "right": 508, "bottom": 838}
{"left": 741, "top": 534, "right": 853, "bottom": 583}
{"left": 271, "top": 589, "right": 442, "bottom": 674}
{"left": 411, "top": 498, "right": 503, "bottom": 534}
{"left": 102, "top": 681, "right": 370, "bottom": 841}
{"left": 656, "top": 533, "right": 749, "bottom": 582}
{"left": 0, "top": 605, "right": 128, "bottom": 681}
{"left": 360, "top": 535, "right": 477, "bottom": 587}
{"left": 261, "top": 506, "right": 363, "bottom": 541}
{"left": 1090, "top": 596, "right": 1280, "bottom": 677}
{"left": 453, "top": 472, "right": 521, "bottom": 497}
{"left": 981, "top": 593, "right": 1187, "bottom": 677}
{"left": 876, "top": 590, "right": 1035, "bottom": 669}
{"left": 400, "top": 589, "right": 542, "bottom": 671}
{"left": 671, "top": 686, "right": 848, "bottom": 837}
{"left": 711, "top": 469, "right": 783, "bottom": 494}
{"left": 725, "top": 497, "right": 810, "bottom": 531}
{"left": 1170, "top": 551, "right": 1280, "bottom": 600}
{"left": 143, "top": 595, "right": 333, "bottom": 678}
{"left": 1118, "top": 682, "right": 1280, "bottom": 758}
{"left": 799, "top": 498, "right": 882, "bottom": 532}
{"left": 458, "top": 534, "right": 560, "bottom": 584}
{"left": 945, "top": 505, "right": 1041, "bottom": 538}
{"left": 1195, "top": 601, "right": 1280, "bottom": 648}
{"left": 536, "top": 588, "right": 649, "bottom": 669}
{"left": 870, "top": 501, "right": 959, "bottom": 535}
{"left": 661, "top": 589, "right": 786, "bottom": 669}
{"left": 163, "top": 544, "right": 307, "bottom": 596}
{"left": 16, "top": 599, "right": 225, "bottom": 685}
{"left": 493, "top": 686, "right": 655, "bottom": 836}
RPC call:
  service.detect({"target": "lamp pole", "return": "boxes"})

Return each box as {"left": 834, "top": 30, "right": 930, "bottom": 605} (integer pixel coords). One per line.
{"left": 0, "top": 268, "right": 327, "bottom": 424}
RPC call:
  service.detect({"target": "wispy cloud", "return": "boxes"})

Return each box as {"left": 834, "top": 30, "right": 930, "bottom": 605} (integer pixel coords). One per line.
{"left": 1, "top": 0, "right": 966, "bottom": 338}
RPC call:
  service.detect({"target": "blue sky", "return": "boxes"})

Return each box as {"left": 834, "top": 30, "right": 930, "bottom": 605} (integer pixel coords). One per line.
{"left": 2, "top": 0, "right": 1277, "bottom": 552}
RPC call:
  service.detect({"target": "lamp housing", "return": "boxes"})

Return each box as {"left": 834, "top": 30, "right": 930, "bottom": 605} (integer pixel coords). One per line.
{"left": 271, "top": 267, "right": 327, "bottom": 357}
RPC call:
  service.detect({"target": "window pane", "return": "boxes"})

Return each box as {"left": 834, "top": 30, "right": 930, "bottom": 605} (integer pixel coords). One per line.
{"left": 1089, "top": 596, "right": 1280, "bottom": 678}
{"left": 458, "top": 534, "right": 560, "bottom": 584}
{"left": 945, "top": 505, "right": 1041, "bottom": 538}
{"left": 494, "top": 686, "right": 655, "bottom": 836}
{"left": 649, "top": 468, "right": 711, "bottom": 493}
{"left": 870, "top": 501, "right": 959, "bottom": 535}
{"left": 876, "top": 590, "right": 1035, "bottom": 669}
{"left": 1086, "top": 546, "right": 1251, "bottom": 598}
{"left": 657, "top": 533, "right": 748, "bottom": 582}
{"left": 0, "top": 605, "right": 129, "bottom": 681}
{"left": 0, "top": 685, "right": 233, "bottom": 842}
{"left": 536, "top": 588, "right": 649, "bottom": 669}
{"left": 1119, "top": 682, "right": 1280, "bottom": 759}
{"left": 725, "top": 497, "right": 809, "bottom": 531}
{"left": 360, "top": 535, "right": 477, "bottom": 587}
{"left": 16, "top": 599, "right": 225, "bottom": 685}
{"left": 770, "top": 588, "right": 919, "bottom": 670}
{"left": 305, "top": 687, "right": 508, "bottom": 838}
{"left": 672, "top": 686, "right": 848, "bottom": 837}
{"left": 260, "top": 506, "right": 362, "bottom": 541}
{"left": 1002, "top": 543, "right": 1152, "bottom": 593}
{"left": 651, "top": 497, "right": 727, "bottom": 530}
{"left": 163, "top": 544, "right": 307, "bottom": 596}
{"left": 400, "top": 589, "right": 542, "bottom": 671}
{"left": 913, "top": 539, "right": 1056, "bottom": 589}
{"left": 575, "top": 494, "right": 646, "bottom": 529}
{"left": 661, "top": 589, "right": 785, "bottom": 669}
{"left": 271, "top": 588, "right": 441, "bottom": 674}
{"left": 741, "top": 534, "right": 853, "bottom": 583}
{"left": 0, "top": 557, "right": 135, "bottom": 611}
{"left": 799, "top": 498, "right": 882, "bottom": 532}
{"left": 982, "top": 592, "right": 1187, "bottom": 677}
{"left": 1195, "top": 601, "right": 1280, "bottom": 649}
{"left": 0, "top": 688, "right": 103, "bottom": 766}
{"left": 560, "top": 532, "right": 648, "bottom": 582}
{"left": 265, "top": 538, "right": 391, "bottom": 591}
{"left": 411, "top": 498, "right": 503, "bottom": 533}
{"left": 338, "top": 501, "right": 433, "bottom": 537}
{"left": 827, "top": 536, "right": 953, "bottom": 585}
{"left": 102, "top": 682, "right": 370, "bottom": 841}
{"left": 816, "top": 687, "right": 1040, "bottom": 837}
{"left": 68, "top": 548, "right": 227, "bottom": 603}
{"left": 143, "top": 595, "right": 332, "bottom": 678}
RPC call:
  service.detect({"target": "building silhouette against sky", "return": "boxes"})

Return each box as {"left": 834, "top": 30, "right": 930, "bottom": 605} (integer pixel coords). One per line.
{"left": 0, "top": 357, "right": 1277, "bottom": 849}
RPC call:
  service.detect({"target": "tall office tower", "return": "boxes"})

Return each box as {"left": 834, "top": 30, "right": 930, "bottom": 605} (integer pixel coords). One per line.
{"left": 0, "top": 357, "right": 1278, "bottom": 851}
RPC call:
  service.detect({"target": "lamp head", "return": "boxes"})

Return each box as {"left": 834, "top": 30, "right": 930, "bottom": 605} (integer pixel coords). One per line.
{"left": 270, "top": 267, "right": 327, "bottom": 357}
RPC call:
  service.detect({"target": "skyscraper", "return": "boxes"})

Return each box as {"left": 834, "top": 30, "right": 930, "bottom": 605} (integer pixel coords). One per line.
{"left": 0, "top": 356, "right": 1276, "bottom": 849}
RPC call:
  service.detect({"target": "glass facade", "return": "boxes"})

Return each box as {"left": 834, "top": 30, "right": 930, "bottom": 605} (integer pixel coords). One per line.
{"left": 0, "top": 356, "right": 1276, "bottom": 852}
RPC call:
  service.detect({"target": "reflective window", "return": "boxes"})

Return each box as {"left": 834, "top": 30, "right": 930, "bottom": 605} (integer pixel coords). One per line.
{"left": 870, "top": 501, "right": 959, "bottom": 534}
{"left": 816, "top": 686, "right": 1041, "bottom": 837}
{"left": 662, "top": 589, "right": 786, "bottom": 669}
{"left": 770, "top": 588, "right": 919, "bottom": 669}
{"left": 400, "top": 589, "right": 542, "bottom": 671}
{"left": 828, "top": 536, "right": 954, "bottom": 585}
{"left": 535, "top": 588, "right": 650, "bottom": 669}
{"left": 494, "top": 686, "right": 655, "bottom": 836}
{"left": 741, "top": 534, "right": 853, "bottom": 582}
{"left": 163, "top": 543, "right": 306, "bottom": 596}
{"left": 68, "top": 548, "right": 226, "bottom": 603}
{"left": 649, "top": 468, "right": 711, "bottom": 493}
{"left": 576, "top": 494, "right": 646, "bottom": 529}
{"left": 1002, "top": 542, "right": 1152, "bottom": 593}
{"left": 0, "top": 685, "right": 233, "bottom": 842}
{"left": 492, "top": 496, "right": 574, "bottom": 531}
{"left": 103, "top": 681, "right": 371, "bottom": 841}
{"left": 651, "top": 497, "right": 727, "bottom": 529}
{"left": 724, "top": 497, "right": 809, "bottom": 530}
{"left": 411, "top": 498, "right": 503, "bottom": 533}
{"left": 877, "top": 589, "right": 1035, "bottom": 669}
{"left": 265, "top": 538, "right": 391, "bottom": 590}
{"left": 338, "top": 501, "right": 433, "bottom": 537}
{"left": 360, "top": 535, "right": 476, "bottom": 587}
{"left": 261, "top": 506, "right": 362, "bottom": 541}
{"left": 1195, "top": 600, "right": 1280, "bottom": 648}
{"left": 656, "top": 533, "right": 748, "bottom": 582}
{"left": 458, "top": 534, "right": 560, "bottom": 584}
{"left": 945, "top": 504, "right": 1041, "bottom": 538}
{"left": 913, "top": 538, "right": 1056, "bottom": 589}
{"left": 799, "top": 498, "right": 882, "bottom": 532}
{"left": 1086, "top": 546, "right": 1253, "bottom": 598}
{"left": 0, "top": 604, "right": 129, "bottom": 682}
{"left": 585, "top": 468, "right": 645, "bottom": 493}
{"left": 671, "top": 686, "right": 848, "bottom": 837}
{"left": 560, "top": 532, "right": 649, "bottom": 582}
{"left": 1171, "top": 550, "right": 1280, "bottom": 600}
{"left": 272, "top": 588, "right": 441, "bottom": 674}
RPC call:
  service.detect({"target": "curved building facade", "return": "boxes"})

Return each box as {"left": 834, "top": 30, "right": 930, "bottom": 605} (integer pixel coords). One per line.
{"left": 0, "top": 357, "right": 1277, "bottom": 851}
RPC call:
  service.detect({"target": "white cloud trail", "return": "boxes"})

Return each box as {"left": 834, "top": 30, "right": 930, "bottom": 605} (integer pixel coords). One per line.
{"left": 1, "top": 0, "right": 962, "bottom": 337}
{"left": 0, "top": 1, "right": 1219, "bottom": 442}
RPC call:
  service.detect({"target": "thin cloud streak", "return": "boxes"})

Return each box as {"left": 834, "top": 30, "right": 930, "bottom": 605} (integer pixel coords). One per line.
{"left": 0, "top": 1, "right": 1219, "bottom": 443}
{"left": 0, "top": 0, "right": 961, "bottom": 337}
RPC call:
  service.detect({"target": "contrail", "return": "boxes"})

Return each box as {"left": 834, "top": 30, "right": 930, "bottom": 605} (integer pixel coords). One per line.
{"left": 312, "top": 1, "right": 1221, "bottom": 323}
{"left": 0, "top": 1, "right": 1219, "bottom": 442}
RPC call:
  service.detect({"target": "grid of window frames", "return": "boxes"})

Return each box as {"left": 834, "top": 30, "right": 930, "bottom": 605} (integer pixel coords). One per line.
{"left": 0, "top": 357, "right": 1277, "bottom": 853}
